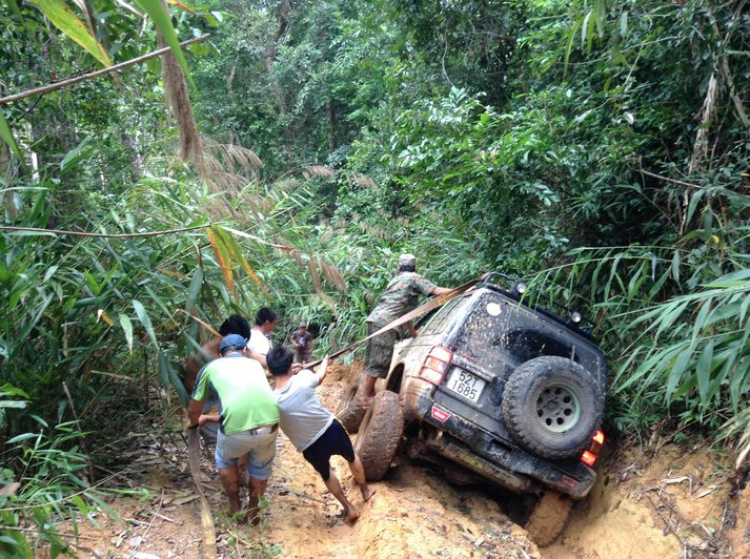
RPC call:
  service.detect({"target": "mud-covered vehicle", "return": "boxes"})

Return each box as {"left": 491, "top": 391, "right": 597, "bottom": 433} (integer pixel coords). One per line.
{"left": 340, "top": 273, "right": 607, "bottom": 546}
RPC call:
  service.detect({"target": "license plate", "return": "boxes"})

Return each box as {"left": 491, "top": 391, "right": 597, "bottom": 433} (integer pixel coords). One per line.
{"left": 445, "top": 368, "right": 485, "bottom": 403}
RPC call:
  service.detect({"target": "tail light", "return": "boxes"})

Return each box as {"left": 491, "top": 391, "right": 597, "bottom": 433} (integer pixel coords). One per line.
{"left": 580, "top": 430, "right": 605, "bottom": 467}
{"left": 419, "top": 346, "right": 453, "bottom": 385}
{"left": 581, "top": 450, "right": 597, "bottom": 467}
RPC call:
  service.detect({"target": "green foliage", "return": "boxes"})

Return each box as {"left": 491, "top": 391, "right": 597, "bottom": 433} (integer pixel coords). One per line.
{"left": 0, "top": 420, "right": 137, "bottom": 557}
{"left": 2, "top": 2, "right": 750, "bottom": 554}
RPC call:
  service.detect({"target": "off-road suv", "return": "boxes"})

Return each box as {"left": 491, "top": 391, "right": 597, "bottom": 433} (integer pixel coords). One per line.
{"left": 341, "top": 274, "right": 607, "bottom": 546}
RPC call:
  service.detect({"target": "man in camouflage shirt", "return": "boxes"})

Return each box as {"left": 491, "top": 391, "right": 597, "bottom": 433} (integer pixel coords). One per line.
{"left": 361, "top": 254, "right": 451, "bottom": 401}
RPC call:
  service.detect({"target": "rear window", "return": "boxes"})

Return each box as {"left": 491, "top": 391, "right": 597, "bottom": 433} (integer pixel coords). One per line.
{"left": 451, "top": 294, "right": 577, "bottom": 371}
{"left": 418, "top": 296, "right": 464, "bottom": 335}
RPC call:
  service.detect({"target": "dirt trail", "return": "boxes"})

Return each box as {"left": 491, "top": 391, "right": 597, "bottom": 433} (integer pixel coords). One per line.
{"left": 66, "top": 364, "right": 750, "bottom": 558}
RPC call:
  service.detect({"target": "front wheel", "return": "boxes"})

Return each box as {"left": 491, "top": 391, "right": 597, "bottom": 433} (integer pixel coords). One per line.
{"left": 354, "top": 391, "right": 403, "bottom": 481}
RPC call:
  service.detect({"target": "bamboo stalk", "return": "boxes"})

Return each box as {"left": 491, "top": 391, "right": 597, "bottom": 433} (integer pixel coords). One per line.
{"left": 0, "top": 35, "right": 210, "bottom": 105}
{"left": 0, "top": 224, "right": 207, "bottom": 238}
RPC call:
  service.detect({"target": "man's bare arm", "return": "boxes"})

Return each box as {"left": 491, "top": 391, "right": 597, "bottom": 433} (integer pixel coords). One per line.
{"left": 186, "top": 399, "right": 204, "bottom": 429}
{"left": 431, "top": 287, "right": 452, "bottom": 296}
{"left": 313, "top": 355, "right": 330, "bottom": 385}
{"left": 247, "top": 351, "right": 268, "bottom": 367}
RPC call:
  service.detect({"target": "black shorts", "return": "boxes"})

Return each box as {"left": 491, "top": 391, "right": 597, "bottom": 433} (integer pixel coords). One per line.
{"left": 302, "top": 419, "right": 355, "bottom": 481}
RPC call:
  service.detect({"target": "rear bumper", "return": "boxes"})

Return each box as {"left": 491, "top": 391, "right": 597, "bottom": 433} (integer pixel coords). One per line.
{"left": 401, "top": 377, "right": 597, "bottom": 499}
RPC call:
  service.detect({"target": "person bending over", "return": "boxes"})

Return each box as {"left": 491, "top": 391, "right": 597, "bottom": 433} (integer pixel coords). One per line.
{"left": 267, "top": 346, "right": 374, "bottom": 523}
{"left": 183, "top": 315, "right": 251, "bottom": 447}
{"left": 187, "top": 334, "right": 279, "bottom": 521}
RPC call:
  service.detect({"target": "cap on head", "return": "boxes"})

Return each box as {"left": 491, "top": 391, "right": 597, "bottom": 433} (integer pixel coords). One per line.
{"left": 398, "top": 253, "right": 416, "bottom": 269}
{"left": 299, "top": 322, "right": 307, "bottom": 329}
{"left": 219, "top": 334, "right": 247, "bottom": 356}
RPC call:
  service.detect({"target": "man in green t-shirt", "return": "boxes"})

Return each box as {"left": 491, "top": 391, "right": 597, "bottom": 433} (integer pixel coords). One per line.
{"left": 187, "top": 334, "right": 280, "bottom": 519}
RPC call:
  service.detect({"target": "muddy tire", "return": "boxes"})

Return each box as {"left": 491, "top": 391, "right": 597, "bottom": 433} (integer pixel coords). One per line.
{"left": 502, "top": 356, "right": 603, "bottom": 460}
{"left": 354, "top": 391, "right": 404, "bottom": 481}
{"left": 336, "top": 375, "right": 368, "bottom": 434}
{"left": 525, "top": 490, "right": 572, "bottom": 547}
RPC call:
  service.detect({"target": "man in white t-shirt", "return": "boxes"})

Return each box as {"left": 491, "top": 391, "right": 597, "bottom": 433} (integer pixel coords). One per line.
{"left": 246, "top": 307, "right": 278, "bottom": 368}
{"left": 268, "top": 347, "right": 374, "bottom": 523}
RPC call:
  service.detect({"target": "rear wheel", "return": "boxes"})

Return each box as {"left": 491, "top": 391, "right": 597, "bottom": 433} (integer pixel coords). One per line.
{"left": 336, "top": 374, "right": 367, "bottom": 433}
{"left": 354, "top": 391, "right": 404, "bottom": 481}
{"left": 525, "top": 490, "right": 572, "bottom": 547}
{"left": 502, "top": 356, "right": 603, "bottom": 460}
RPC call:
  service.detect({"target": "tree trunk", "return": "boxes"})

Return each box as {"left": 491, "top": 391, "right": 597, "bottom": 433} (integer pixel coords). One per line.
{"left": 327, "top": 100, "right": 338, "bottom": 153}
{"left": 263, "top": 0, "right": 295, "bottom": 145}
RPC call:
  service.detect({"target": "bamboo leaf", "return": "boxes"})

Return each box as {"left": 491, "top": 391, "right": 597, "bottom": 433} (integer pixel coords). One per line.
{"left": 730, "top": 357, "right": 750, "bottom": 409}
{"left": 85, "top": 493, "right": 120, "bottom": 522}
{"left": 0, "top": 384, "right": 30, "bottom": 399}
{"left": 6, "top": 432, "right": 41, "bottom": 444}
{"left": 564, "top": 15, "right": 584, "bottom": 75}
{"left": 96, "top": 309, "right": 114, "bottom": 327}
{"left": 585, "top": 9, "right": 597, "bottom": 51}
{"left": 185, "top": 267, "right": 203, "bottom": 313}
{"left": 704, "top": 268, "right": 750, "bottom": 288}
{"left": 217, "top": 227, "right": 269, "bottom": 296}
{"left": 206, "top": 226, "right": 234, "bottom": 295}
{"left": 707, "top": 348, "right": 734, "bottom": 404}
{"left": 671, "top": 250, "right": 681, "bottom": 283}
{"left": 27, "top": 0, "right": 113, "bottom": 68}
{"left": 696, "top": 339, "right": 714, "bottom": 403}
{"left": 667, "top": 346, "right": 693, "bottom": 399}
{"left": 619, "top": 10, "right": 628, "bottom": 37}
{"left": 0, "top": 401, "right": 28, "bottom": 409}
{"left": 0, "top": 110, "right": 24, "bottom": 162}
{"left": 119, "top": 313, "right": 134, "bottom": 353}
{"left": 158, "top": 350, "right": 188, "bottom": 405}
{"left": 685, "top": 189, "right": 705, "bottom": 225}
{"left": 156, "top": 350, "right": 170, "bottom": 388}
{"left": 132, "top": 300, "right": 158, "bottom": 348}
{"left": 691, "top": 298, "right": 713, "bottom": 345}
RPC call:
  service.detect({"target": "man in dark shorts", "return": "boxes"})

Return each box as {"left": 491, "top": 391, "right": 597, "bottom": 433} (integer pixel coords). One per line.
{"left": 267, "top": 346, "right": 374, "bottom": 523}
{"left": 291, "top": 322, "right": 314, "bottom": 365}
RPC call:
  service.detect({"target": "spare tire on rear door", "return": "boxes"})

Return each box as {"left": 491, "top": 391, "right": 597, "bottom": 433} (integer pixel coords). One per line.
{"left": 502, "top": 356, "right": 603, "bottom": 460}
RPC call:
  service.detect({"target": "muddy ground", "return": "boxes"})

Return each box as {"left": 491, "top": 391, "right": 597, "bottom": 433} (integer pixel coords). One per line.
{"left": 63, "top": 363, "right": 750, "bottom": 559}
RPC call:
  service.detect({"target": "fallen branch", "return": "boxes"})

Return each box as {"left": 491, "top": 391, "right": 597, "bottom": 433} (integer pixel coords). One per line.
{"left": 0, "top": 35, "right": 210, "bottom": 105}
{"left": 639, "top": 169, "right": 704, "bottom": 191}
{"left": 645, "top": 492, "right": 687, "bottom": 549}
{"left": 0, "top": 224, "right": 206, "bottom": 238}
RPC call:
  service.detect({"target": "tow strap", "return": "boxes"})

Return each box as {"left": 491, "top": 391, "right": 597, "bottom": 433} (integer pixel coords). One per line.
{"left": 305, "top": 275, "right": 483, "bottom": 368}
{"left": 186, "top": 274, "right": 483, "bottom": 553}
